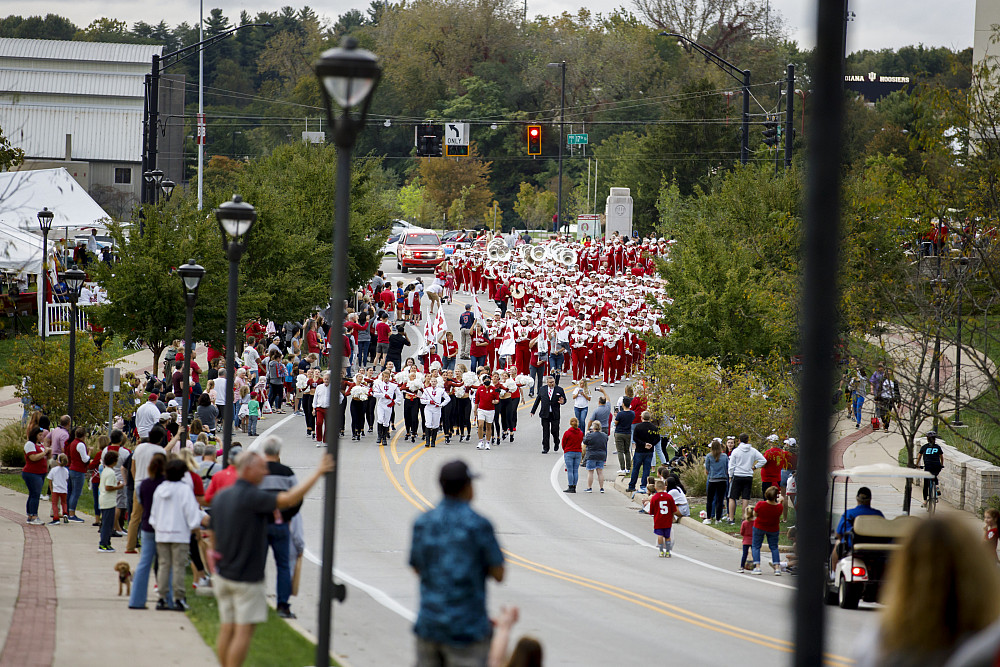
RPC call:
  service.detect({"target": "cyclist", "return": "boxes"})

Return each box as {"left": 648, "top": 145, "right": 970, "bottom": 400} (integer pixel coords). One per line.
{"left": 916, "top": 431, "right": 945, "bottom": 507}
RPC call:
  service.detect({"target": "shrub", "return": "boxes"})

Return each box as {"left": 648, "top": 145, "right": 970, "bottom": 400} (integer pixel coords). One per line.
{"left": 678, "top": 463, "right": 707, "bottom": 497}
{"left": 0, "top": 423, "right": 25, "bottom": 467}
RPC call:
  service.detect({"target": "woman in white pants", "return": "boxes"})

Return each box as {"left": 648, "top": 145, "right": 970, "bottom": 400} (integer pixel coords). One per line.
{"left": 420, "top": 376, "right": 451, "bottom": 448}
{"left": 373, "top": 370, "right": 401, "bottom": 446}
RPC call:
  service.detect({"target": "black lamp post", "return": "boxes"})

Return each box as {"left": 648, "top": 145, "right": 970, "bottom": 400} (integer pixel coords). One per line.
{"left": 160, "top": 179, "right": 176, "bottom": 202}
{"left": 37, "top": 207, "right": 53, "bottom": 341}
{"left": 215, "top": 195, "right": 256, "bottom": 468}
{"left": 177, "top": 259, "right": 206, "bottom": 442}
{"left": 659, "top": 32, "right": 751, "bottom": 165}
{"left": 313, "top": 36, "right": 381, "bottom": 667}
{"left": 953, "top": 255, "right": 969, "bottom": 426}
{"left": 59, "top": 264, "right": 86, "bottom": 423}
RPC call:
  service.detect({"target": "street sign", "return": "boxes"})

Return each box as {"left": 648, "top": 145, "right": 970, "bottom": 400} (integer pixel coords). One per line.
{"left": 196, "top": 114, "right": 206, "bottom": 145}
{"left": 567, "top": 133, "right": 588, "bottom": 145}
{"left": 103, "top": 367, "right": 120, "bottom": 393}
{"left": 445, "top": 122, "right": 470, "bottom": 146}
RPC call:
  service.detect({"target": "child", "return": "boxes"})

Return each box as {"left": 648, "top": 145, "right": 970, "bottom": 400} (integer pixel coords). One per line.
{"left": 247, "top": 393, "right": 261, "bottom": 436}
{"left": 47, "top": 454, "right": 70, "bottom": 525}
{"left": 238, "top": 385, "right": 251, "bottom": 432}
{"left": 667, "top": 476, "right": 691, "bottom": 517}
{"left": 649, "top": 478, "right": 681, "bottom": 557}
{"left": 985, "top": 509, "right": 1000, "bottom": 562}
{"left": 738, "top": 506, "right": 756, "bottom": 572}
{"left": 149, "top": 459, "right": 208, "bottom": 611}
{"left": 98, "top": 450, "right": 123, "bottom": 552}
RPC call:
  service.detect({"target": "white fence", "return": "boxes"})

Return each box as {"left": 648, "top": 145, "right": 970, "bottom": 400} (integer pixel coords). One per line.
{"left": 45, "top": 302, "right": 95, "bottom": 336}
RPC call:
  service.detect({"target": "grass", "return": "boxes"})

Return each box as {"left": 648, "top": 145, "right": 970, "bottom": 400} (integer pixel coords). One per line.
{"left": 688, "top": 502, "right": 797, "bottom": 547}
{"left": 0, "top": 472, "right": 97, "bottom": 517}
{"left": 185, "top": 574, "right": 325, "bottom": 667}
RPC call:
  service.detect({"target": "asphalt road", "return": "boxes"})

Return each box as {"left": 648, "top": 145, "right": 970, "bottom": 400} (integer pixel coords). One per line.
{"left": 250, "top": 258, "right": 871, "bottom": 667}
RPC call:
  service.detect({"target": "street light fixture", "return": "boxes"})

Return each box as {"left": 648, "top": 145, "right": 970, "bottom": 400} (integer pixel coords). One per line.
{"left": 546, "top": 61, "right": 567, "bottom": 234}
{"left": 313, "top": 35, "right": 381, "bottom": 667}
{"left": 177, "top": 259, "right": 206, "bottom": 443}
{"left": 215, "top": 194, "right": 256, "bottom": 469}
{"left": 37, "top": 207, "right": 54, "bottom": 341}
{"left": 59, "top": 264, "right": 86, "bottom": 423}
{"left": 659, "top": 32, "right": 751, "bottom": 165}
{"left": 160, "top": 178, "right": 176, "bottom": 202}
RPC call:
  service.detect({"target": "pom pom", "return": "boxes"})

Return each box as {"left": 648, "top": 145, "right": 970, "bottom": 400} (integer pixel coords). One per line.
{"left": 515, "top": 374, "right": 534, "bottom": 388}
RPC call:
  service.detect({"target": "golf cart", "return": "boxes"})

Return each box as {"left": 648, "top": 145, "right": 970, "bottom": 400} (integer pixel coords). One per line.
{"left": 825, "top": 463, "right": 934, "bottom": 609}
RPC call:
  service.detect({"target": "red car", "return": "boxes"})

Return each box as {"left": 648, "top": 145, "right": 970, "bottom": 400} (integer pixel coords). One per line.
{"left": 396, "top": 231, "right": 445, "bottom": 272}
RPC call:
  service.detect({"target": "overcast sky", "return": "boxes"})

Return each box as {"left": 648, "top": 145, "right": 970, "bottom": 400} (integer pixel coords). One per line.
{"left": 2, "top": 0, "right": 976, "bottom": 54}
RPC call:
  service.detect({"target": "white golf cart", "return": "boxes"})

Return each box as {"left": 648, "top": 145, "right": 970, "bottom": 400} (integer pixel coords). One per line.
{"left": 825, "top": 463, "right": 934, "bottom": 609}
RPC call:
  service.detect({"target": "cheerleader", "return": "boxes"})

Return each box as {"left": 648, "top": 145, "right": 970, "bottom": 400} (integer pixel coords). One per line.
{"left": 372, "top": 370, "right": 401, "bottom": 446}
{"left": 494, "top": 371, "right": 514, "bottom": 446}
{"left": 402, "top": 369, "right": 424, "bottom": 443}
{"left": 420, "top": 373, "right": 451, "bottom": 448}
{"left": 363, "top": 368, "right": 377, "bottom": 435}
{"left": 338, "top": 372, "right": 352, "bottom": 437}
{"left": 349, "top": 376, "right": 370, "bottom": 441}
{"left": 454, "top": 364, "right": 475, "bottom": 442}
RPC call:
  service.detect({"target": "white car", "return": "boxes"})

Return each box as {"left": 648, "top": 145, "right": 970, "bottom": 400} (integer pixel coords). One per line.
{"left": 383, "top": 233, "right": 401, "bottom": 256}
{"left": 392, "top": 219, "right": 416, "bottom": 237}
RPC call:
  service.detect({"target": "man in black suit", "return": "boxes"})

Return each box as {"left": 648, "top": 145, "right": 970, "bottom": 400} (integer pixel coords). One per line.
{"left": 531, "top": 374, "right": 566, "bottom": 454}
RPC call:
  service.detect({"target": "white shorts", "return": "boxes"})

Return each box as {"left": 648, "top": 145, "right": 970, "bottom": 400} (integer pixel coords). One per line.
{"left": 214, "top": 576, "right": 267, "bottom": 625}
{"left": 477, "top": 409, "right": 495, "bottom": 423}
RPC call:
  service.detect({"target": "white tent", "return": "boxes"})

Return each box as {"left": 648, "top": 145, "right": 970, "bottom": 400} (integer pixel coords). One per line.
{"left": 0, "top": 167, "right": 112, "bottom": 334}
{"left": 0, "top": 167, "right": 112, "bottom": 238}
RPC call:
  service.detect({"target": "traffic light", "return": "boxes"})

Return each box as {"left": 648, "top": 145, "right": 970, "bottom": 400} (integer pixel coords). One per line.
{"left": 415, "top": 124, "right": 443, "bottom": 157}
{"left": 527, "top": 124, "right": 541, "bottom": 155}
{"left": 762, "top": 119, "right": 778, "bottom": 147}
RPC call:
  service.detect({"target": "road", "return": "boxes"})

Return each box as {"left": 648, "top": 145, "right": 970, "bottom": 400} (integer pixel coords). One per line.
{"left": 250, "top": 257, "right": 870, "bottom": 666}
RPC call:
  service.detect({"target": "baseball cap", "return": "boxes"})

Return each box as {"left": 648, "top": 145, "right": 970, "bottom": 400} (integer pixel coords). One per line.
{"left": 149, "top": 393, "right": 158, "bottom": 402}
{"left": 439, "top": 460, "right": 478, "bottom": 488}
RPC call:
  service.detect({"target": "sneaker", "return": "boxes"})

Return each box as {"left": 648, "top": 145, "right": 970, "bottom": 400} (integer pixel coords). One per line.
{"left": 484, "top": 442, "right": 491, "bottom": 450}
{"left": 99, "top": 545, "right": 116, "bottom": 553}
{"left": 639, "top": 487, "right": 647, "bottom": 494}
{"left": 477, "top": 441, "right": 485, "bottom": 450}
{"left": 751, "top": 568, "right": 762, "bottom": 575}
{"left": 112, "top": 531, "right": 124, "bottom": 538}
{"left": 47, "top": 519, "right": 60, "bottom": 525}
{"left": 173, "top": 599, "right": 190, "bottom": 612}
{"left": 277, "top": 605, "right": 297, "bottom": 619}
{"left": 585, "top": 488, "right": 593, "bottom": 493}
{"left": 193, "top": 576, "right": 212, "bottom": 589}
{"left": 155, "top": 599, "right": 169, "bottom": 611}
{"left": 600, "top": 488, "right": 605, "bottom": 493}
{"left": 737, "top": 568, "right": 745, "bottom": 573}
{"left": 62, "top": 516, "right": 69, "bottom": 524}
{"left": 663, "top": 551, "right": 671, "bottom": 558}
{"left": 658, "top": 550, "right": 665, "bottom": 558}
{"left": 774, "top": 570, "right": 782, "bottom": 576}
{"left": 67, "top": 516, "right": 85, "bottom": 523}
{"left": 40, "top": 494, "right": 49, "bottom": 501}
{"left": 26, "top": 518, "right": 44, "bottom": 526}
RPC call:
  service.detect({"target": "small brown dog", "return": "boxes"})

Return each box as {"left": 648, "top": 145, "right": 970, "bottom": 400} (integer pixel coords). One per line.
{"left": 115, "top": 561, "right": 132, "bottom": 596}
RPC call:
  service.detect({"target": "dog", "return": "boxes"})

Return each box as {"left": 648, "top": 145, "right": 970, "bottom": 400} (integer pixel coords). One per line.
{"left": 115, "top": 561, "right": 132, "bottom": 596}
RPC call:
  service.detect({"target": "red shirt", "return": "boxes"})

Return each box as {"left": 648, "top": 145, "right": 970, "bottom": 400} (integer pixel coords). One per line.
{"left": 375, "top": 321, "right": 391, "bottom": 344}
{"left": 188, "top": 470, "right": 205, "bottom": 497}
{"left": 760, "top": 447, "right": 789, "bottom": 485}
{"left": 754, "top": 501, "right": 783, "bottom": 533}
{"left": 561, "top": 427, "right": 584, "bottom": 453}
{"left": 470, "top": 333, "right": 490, "bottom": 357}
{"left": 307, "top": 330, "right": 321, "bottom": 354}
{"left": 649, "top": 491, "right": 677, "bottom": 530}
{"left": 442, "top": 340, "right": 458, "bottom": 359}
{"left": 23, "top": 441, "right": 47, "bottom": 475}
{"left": 379, "top": 288, "right": 394, "bottom": 309}
{"left": 629, "top": 397, "right": 647, "bottom": 424}
{"left": 205, "top": 465, "right": 238, "bottom": 504}
{"left": 475, "top": 386, "right": 499, "bottom": 411}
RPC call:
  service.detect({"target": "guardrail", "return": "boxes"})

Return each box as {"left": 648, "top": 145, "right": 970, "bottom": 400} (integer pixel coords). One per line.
{"left": 45, "top": 302, "right": 95, "bottom": 336}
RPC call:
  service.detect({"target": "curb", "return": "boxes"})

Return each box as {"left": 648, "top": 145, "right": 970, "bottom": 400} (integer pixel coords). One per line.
{"left": 265, "top": 599, "right": 354, "bottom": 667}
{"left": 611, "top": 474, "right": 793, "bottom": 552}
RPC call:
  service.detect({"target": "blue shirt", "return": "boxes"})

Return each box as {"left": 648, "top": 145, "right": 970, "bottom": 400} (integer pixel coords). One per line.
{"left": 410, "top": 497, "right": 504, "bottom": 644}
{"left": 459, "top": 312, "right": 475, "bottom": 329}
{"left": 836, "top": 505, "right": 885, "bottom": 545}
{"left": 704, "top": 453, "right": 729, "bottom": 482}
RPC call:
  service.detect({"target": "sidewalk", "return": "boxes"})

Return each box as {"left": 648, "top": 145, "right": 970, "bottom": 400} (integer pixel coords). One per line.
{"left": 0, "top": 484, "right": 217, "bottom": 666}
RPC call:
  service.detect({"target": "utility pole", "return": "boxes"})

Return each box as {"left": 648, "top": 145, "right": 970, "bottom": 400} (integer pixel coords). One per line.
{"left": 785, "top": 64, "right": 795, "bottom": 168}
{"left": 197, "top": 0, "right": 204, "bottom": 210}
{"left": 546, "top": 61, "right": 567, "bottom": 234}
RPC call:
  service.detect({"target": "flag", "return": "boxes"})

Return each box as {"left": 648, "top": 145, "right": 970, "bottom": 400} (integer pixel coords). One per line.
{"left": 539, "top": 317, "right": 549, "bottom": 354}
{"left": 499, "top": 320, "right": 516, "bottom": 356}
{"left": 472, "top": 296, "right": 485, "bottom": 323}
{"left": 424, "top": 315, "right": 433, "bottom": 342}
{"left": 556, "top": 300, "right": 567, "bottom": 333}
{"left": 433, "top": 307, "right": 448, "bottom": 341}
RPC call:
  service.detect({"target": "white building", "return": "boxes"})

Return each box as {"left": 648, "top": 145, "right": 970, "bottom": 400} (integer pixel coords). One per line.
{"left": 0, "top": 38, "right": 185, "bottom": 219}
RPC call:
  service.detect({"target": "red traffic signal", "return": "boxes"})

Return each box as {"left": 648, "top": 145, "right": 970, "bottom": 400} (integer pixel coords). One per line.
{"left": 527, "top": 124, "right": 541, "bottom": 155}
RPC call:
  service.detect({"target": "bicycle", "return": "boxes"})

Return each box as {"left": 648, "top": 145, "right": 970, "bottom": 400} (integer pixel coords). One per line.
{"left": 923, "top": 470, "right": 940, "bottom": 515}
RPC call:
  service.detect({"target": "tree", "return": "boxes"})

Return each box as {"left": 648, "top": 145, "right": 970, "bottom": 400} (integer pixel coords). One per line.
{"left": 0, "top": 124, "right": 24, "bottom": 171}
{"left": 75, "top": 18, "right": 133, "bottom": 42}
{"left": 631, "top": 0, "right": 780, "bottom": 53}
{"left": 398, "top": 179, "right": 441, "bottom": 226}
{"left": 513, "top": 182, "right": 556, "bottom": 229}
{"left": 417, "top": 144, "right": 493, "bottom": 224}
{"left": 12, "top": 336, "right": 121, "bottom": 428}
{"left": 643, "top": 354, "right": 796, "bottom": 447}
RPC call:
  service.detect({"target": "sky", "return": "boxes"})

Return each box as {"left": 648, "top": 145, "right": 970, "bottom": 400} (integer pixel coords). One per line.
{"left": 2, "top": 0, "right": 976, "bottom": 54}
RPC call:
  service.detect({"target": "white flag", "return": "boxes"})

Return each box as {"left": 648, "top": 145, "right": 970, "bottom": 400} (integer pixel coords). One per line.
{"left": 472, "top": 296, "right": 486, "bottom": 323}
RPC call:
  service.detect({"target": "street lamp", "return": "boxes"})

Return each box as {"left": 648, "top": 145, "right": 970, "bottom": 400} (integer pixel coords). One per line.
{"left": 659, "top": 32, "right": 751, "bottom": 165}
{"left": 37, "top": 207, "right": 54, "bottom": 341}
{"left": 953, "top": 254, "right": 970, "bottom": 426}
{"left": 59, "top": 264, "right": 86, "bottom": 423}
{"left": 313, "top": 35, "right": 381, "bottom": 667}
{"left": 160, "top": 179, "right": 176, "bottom": 202}
{"left": 546, "top": 61, "right": 566, "bottom": 234}
{"left": 215, "top": 194, "right": 256, "bottom": 468}
{"left": 177, "top": 259, "right": 206, "bottom": 442}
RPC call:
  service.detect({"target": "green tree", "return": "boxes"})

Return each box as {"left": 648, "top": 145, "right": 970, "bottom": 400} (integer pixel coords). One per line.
{"left": 512, "top": 182, "right": 556, "bottom": 229}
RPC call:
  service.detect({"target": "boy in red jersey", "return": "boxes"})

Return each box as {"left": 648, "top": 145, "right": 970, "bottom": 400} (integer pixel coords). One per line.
{"left": 649, "top": 479, "right": 681, "bottom": 557}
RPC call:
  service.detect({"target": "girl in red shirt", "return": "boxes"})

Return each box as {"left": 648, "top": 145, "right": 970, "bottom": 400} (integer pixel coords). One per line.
{"left": 751, "top": 486, "right": 784, "bottom": 575}
{"left": 561, "top": 417, "right": 584, "bottom": 493}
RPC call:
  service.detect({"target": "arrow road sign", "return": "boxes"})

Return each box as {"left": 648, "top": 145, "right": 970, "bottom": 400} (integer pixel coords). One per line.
{"left": 445, "top": 123, "right": 470, "bottom": 146}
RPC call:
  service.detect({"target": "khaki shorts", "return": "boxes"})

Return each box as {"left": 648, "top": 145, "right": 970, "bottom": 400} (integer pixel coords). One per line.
{"left": 214, "top": 576, "right": 268, "bottom": 625}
